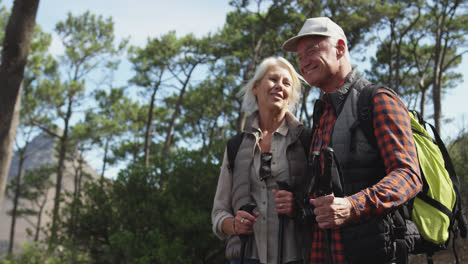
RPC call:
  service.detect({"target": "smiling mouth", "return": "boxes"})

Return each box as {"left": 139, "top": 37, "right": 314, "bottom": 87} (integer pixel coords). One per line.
{"left": 271, "top": 93, "right": 283, "bottom": 100}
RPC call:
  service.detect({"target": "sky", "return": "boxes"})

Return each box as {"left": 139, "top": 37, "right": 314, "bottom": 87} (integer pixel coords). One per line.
{"left": 1, "top": 0, "right": 467, "bottom": 174}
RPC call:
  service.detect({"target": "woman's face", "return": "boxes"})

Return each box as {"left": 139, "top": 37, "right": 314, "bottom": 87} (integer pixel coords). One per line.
{"left": 252, "top": 64, "right": 293, "bottom": 113}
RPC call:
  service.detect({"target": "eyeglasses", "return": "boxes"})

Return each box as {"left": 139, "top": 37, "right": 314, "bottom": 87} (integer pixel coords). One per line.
{"left": 259, "top": 152, "right": 272, "bottom": 181}
{"left": 298, "top": 42, "right": 333, "bottom": 61}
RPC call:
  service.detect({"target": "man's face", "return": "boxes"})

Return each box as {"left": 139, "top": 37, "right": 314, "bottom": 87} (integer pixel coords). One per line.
{"left": 297, "top": 36, "right": 339, "bottom": 91}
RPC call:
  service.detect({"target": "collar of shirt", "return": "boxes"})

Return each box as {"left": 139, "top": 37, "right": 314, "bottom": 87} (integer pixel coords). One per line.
{"left": 251, "top": 114, "right": 289, "bottom": 138}
{"left": 319, "top": 69, "right": 360, "bottom": 116}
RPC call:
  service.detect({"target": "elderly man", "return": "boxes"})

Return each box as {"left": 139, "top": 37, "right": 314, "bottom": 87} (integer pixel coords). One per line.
{"left": 282, "top": 17, "right": 422, "bottom": 264}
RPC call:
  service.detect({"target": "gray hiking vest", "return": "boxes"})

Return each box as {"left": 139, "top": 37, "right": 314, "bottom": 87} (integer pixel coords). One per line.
{"left": 225, "top": 112, "right": 308, "bottom": 261}
{"left": 321, "top": 70, "right": 395, "bottom": 263}
{"left": 329, "top": 72, "right": 386, "bottom": 195}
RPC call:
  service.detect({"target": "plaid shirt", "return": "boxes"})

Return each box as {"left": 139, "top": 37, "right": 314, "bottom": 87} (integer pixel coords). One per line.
{"left": 309, "top": 89, "right": 422, "bottom": 263}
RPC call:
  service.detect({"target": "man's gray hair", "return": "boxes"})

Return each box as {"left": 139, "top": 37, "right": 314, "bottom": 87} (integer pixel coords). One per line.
{"left": 238, "top": 56, "right": 304, "bottom": 114}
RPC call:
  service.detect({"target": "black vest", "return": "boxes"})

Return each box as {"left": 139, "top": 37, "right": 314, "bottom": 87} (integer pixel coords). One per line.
{"left": 315, "top": 71, "right": 396, "bottom": 263}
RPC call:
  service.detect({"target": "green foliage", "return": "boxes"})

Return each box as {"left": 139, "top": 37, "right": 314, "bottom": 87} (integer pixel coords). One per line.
{"left": 364, "top": 0, "right": 467, "bottom": 127}
{"left": 0, "top": 3, "right": 9, "bottom": 49}
{"left": 78, "top": 87, "right": 139, "bottom": 175}
{"left": 0, "top": 242, "right": 90, "bottom": 264}
{"left": 55, "top": 150, "right": 223, "bottom": 263}
{"left": 6, "top": 165, "right": 54, "bottom": 221}
{"left": 2, "top": 0, "right": 467, "bottom": 261}
{"left": 20, "top": 166, "right": 55, "bottom": 202}
{"left": 448, "top": 132, "right": 468, "bottom": 185}
{"left": 55, "top": 11, "right": 127, "bottom": 75}
{"left": 129, "top": 31, "right": 180, "bottom": 88}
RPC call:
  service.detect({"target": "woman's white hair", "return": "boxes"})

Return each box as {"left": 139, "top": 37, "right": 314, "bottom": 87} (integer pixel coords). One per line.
{"left": 238, "top": 56, "right": 304, "bottom": 114}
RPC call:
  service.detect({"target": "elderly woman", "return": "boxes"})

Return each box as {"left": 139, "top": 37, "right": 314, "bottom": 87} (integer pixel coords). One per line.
{"left": 211, "top": 56, "right": 307, "bottom": 264}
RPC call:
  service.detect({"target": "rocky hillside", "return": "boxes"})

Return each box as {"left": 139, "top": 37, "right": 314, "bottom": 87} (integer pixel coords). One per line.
{"left": 0, "top": 133, "right": 98, "bottom": 253}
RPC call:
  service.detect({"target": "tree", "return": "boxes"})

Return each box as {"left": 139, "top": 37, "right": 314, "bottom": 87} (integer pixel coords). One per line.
{"left": 215, "top": 0, "right": 302, "bottom": 130}
{"left": 82, "top": 87, "right": 136, "bottom": 179}
{"left": 34, "top": 10, "right": 126, "bottom": 246}
{"left": 179, "top": 75, "right": 236, "bottom": 160}
{"left": 365, "top": 0, "right": 467, "bottom": 131}
{"left": 128, "top": 31, "right": 181, "bottom": 168}
{"left": 366, "top": 0, "right": 422, "bottom": 91}
{"left": 7, "top": 24, "right": 56, "bottom": 254}
{"left": 449, "top": 131, "right": 468, "bottom": 185}
{"left": 57, "top": 150, "right": 223, "bottom": 264}
{"left": 0, "top": 0, "right": 40, "bottom": 210}
{"left": 6, "top": 166, "right": 54, "bottom": 245}
{"left": 110, "top": 101, "right": 149, "bottom": 167}
{"left": 161, "top": 34, "right": 210, "bottom": 157}
{"left": 426, "top": 0, "right": 467, "bottom": 132}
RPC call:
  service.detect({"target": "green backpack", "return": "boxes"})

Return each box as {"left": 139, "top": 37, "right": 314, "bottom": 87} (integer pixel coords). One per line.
{"left": 357, "top": 84, "right": 467, "bottom": 263}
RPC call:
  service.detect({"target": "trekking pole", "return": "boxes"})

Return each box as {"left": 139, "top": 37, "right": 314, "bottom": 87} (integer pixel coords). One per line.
{"left": 321, "top": 147, "right": 336, "bottom": 264}
{"left": 238, "top": 203, "right": 256, "bottom": 264}
{"left": 276, "top": 181, "right": 291, "bottom": 264}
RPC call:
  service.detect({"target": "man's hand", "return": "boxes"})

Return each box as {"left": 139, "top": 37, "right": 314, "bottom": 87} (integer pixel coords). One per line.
{"left": 310, "top": 194, "right": 354, "bottom": 229}
{"left": 273, "top": 189, "right": 295, "bottom": 217}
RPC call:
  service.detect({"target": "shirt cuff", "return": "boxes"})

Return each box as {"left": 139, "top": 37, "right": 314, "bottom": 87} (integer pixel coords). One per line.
{"left": 213, "top": 214, "right": 232, "bottom": 240}
{"left": 346, "top": 196, "right": 361, "bottom": 223}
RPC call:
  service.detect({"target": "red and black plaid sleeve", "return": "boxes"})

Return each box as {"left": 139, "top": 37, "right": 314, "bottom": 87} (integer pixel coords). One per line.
{"left": 308, "top": 89, "right": 422, "bottom": 263}
{"left": 348, "top": 89, "right": 422, "bottom": 220}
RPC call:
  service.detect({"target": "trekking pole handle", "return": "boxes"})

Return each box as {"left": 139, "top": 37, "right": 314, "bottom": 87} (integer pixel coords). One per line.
{"left": 277, "top": 181, "right": 291, "bottom": 192}
{"left": 320, "top": 147, "right": 334, "bottom": 196}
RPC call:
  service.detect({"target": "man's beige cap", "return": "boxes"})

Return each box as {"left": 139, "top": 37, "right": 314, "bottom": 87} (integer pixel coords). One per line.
{"left": 282, "top": 17, "right": 347, "bottom": 52}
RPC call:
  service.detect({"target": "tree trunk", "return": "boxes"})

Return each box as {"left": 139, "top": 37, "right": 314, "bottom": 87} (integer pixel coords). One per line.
{"left": 0, "top": 0, "right": 39, "bottom": 210}
{"left": 162, "top": 85, "right": 186, "bottom": 157}
{"left": 386, "top": 22, "right": 395, "bottom": 89}
{"left": 50, "top": 98, "right": 73, "bottom": 246}
{"left": 160, "top": 64, "right": 198, "bottom": 187}
{"left": 8, "top": 151, "right": 26, "bottom": 254}
{"left": 162, "top": 65, "right": 198, "bottom": 158}
{"left": 432, "top": 16, "right": 443, "bottom": 133}
{"left": 419, "top": 84, "right": 427, "bottom": 118}
{"left": 34, "top": 200, "right": 45, "bottom": 242}
{"left": 100, "top": 137, "right": 109, "bottom": 180}
{"left": 71, "top": 152, "right": 84, "bottom": 264}
{"left": 144, "top": 81, "right": 160, "bottom": 168}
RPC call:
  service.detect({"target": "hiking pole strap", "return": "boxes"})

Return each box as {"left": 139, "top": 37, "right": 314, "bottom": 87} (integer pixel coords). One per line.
{"left": 452, "top": 230, "right": 460, "bottom": 264}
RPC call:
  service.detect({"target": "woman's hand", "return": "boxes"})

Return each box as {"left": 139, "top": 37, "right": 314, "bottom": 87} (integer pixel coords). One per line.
{"left": 234, "top": 210, "right": 259, "bottom": 235}
{"left": 273, "top": 189, "right": 295, "bottom": 217}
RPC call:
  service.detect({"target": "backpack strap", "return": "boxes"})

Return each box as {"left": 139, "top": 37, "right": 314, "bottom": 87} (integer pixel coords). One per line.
{"left": 227, "top": 132, "right": 244, "bottom": 172}
{"left": 356, "top": 83, "right": 382, "bottom": 147}
{"left": 356, "top": 83, "right": 399, "bottom": 148}
{"left": 226, "top": 126, "right": 313, "bottom": 173}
